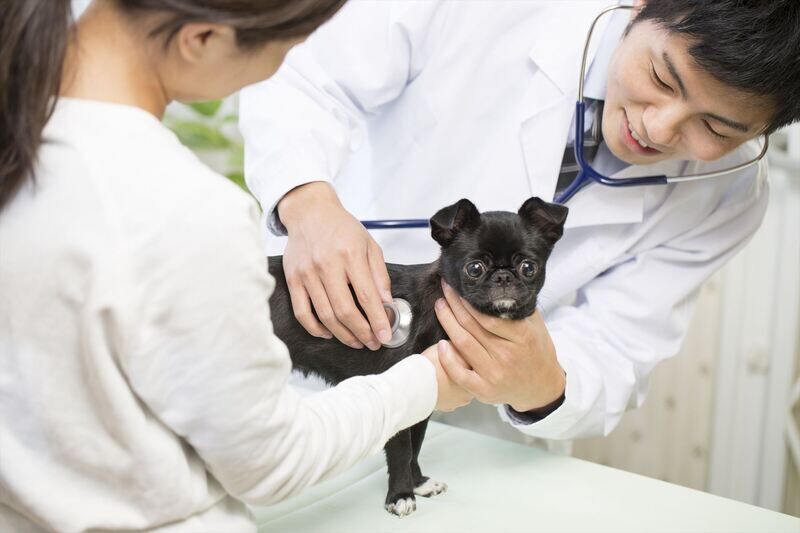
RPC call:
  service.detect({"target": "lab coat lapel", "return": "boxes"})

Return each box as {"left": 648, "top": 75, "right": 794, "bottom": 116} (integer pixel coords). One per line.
{"left": 526, "top": 2, "right": 611, "bottom": 94}
{"left": 519, "top": 2, "right": 611, "bottom": 203}
{"left": 519, "top": 98, "right": 575, "bottom": 202}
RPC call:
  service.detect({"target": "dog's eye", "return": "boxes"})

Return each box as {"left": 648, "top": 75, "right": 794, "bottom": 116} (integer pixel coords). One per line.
{"left": 518, "top": 260, "right": 538, "bottom": 278}
{"left": 464, "top": 261, "right": 486, "bottom": 278}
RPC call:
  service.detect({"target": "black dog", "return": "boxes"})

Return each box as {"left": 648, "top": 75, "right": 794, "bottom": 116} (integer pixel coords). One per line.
{"left": 267, "top": 197, "right": 568, "bottom": 516}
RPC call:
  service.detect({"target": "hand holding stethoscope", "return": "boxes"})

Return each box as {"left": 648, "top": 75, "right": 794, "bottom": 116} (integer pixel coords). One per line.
{"left": 278, "top": 181, "right": 397, "bottom": 350}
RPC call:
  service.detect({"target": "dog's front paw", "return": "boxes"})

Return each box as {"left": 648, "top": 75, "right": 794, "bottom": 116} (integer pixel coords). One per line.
{"left": 384, "top": 494, "right": 416, "bottom": 517}
{"left": 413, "top": 477, "right": 448, "bottom": 497}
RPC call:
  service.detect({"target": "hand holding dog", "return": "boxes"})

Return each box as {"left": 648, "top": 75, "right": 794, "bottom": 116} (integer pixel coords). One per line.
{"left": 435, "top": 281, "right": 566, "bottom": 413}
{"left": 421, "top": 342, "right": 474, "bottom": 412}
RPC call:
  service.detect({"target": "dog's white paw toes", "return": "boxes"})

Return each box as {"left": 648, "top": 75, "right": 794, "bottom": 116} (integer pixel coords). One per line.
{"left": 414, "top": 478, "right": 448, "bottom": 497}
{"left": 385, "top": 496, "right": 417, "bottom": 517}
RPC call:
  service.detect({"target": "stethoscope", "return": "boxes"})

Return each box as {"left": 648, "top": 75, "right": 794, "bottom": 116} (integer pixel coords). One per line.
{"left": 359, "top": 3, "right": 769, "bottom": 228}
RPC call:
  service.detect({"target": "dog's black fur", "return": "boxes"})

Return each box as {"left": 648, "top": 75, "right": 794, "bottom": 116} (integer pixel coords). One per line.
{"left": 267, "top": 197, "right": 568, "bottom": 516}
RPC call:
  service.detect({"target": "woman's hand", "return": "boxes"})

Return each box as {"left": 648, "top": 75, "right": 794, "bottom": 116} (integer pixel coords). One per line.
{"left": 421, "top": 342, "right": 474, "bottom": 412}
{"left": 434, "top": 281, "right": 566, "bottom": 412}
{"left": 278, "top": 181, "right": 393, "bottom": 350}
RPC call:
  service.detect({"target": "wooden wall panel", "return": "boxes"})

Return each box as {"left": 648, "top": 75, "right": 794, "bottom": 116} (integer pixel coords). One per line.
{"left": 573, "top": 275, "right": 722, "bottom": 490}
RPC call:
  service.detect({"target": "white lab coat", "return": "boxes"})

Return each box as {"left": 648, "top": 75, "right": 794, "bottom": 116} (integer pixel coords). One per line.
{"left": 239, "top": 0, "right": 768, "bottom": 441}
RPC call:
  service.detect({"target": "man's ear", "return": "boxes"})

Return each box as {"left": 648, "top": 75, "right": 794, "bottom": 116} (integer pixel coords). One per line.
{"left": 430, "top": 199, "right": 481, "bottom": 246}
{"left": 518, "top": 197, "right": 569, "bottom": 244}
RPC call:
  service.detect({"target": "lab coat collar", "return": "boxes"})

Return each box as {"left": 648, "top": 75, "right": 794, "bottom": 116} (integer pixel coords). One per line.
{"left": 526, "top": 2, "right": 613, "bottom": 97}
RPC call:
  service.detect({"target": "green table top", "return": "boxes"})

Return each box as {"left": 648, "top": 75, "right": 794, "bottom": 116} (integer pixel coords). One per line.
{"left": 250, "top": 422, "right": 799, "bottom": 532}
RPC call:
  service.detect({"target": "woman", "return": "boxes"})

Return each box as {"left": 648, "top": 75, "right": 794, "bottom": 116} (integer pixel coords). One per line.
{"left": 0, "top": 1, "right": 469, "bottom": 530}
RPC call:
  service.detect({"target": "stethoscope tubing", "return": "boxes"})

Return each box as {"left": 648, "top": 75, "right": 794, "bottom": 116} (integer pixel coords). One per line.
{"left": 361, "top": 219, "right": 429, "bottom": 229}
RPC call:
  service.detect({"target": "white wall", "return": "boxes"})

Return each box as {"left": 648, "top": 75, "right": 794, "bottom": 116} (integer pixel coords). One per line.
{"left": 574, "top": 124, "right": 800, "bottom": 515}
{"left": 707, "top": 125, "right": 800, "bottom": 511}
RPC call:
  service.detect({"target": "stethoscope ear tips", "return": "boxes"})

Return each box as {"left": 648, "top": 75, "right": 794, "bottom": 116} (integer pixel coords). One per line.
{"left": 381, "top": 298, "right": 413, "bottom": 348}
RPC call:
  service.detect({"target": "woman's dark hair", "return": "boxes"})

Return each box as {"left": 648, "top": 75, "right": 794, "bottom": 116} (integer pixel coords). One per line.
{"left": 0, "top": 0, "right": 72, "bottom": 212}
{"left": 632, "top": 0, "right": 800, "bottom": 135}
{"left": 0, "top": 0, "right": 346, "bottom": 212}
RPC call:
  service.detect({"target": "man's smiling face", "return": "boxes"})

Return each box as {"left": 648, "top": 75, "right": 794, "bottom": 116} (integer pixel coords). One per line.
{"left": 602, "top": 18, "right": 774, "bottom": 166}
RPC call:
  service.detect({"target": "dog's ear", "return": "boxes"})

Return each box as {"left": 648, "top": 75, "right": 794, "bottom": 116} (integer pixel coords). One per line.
{"left": 518, "top": 197, "right": 569, "bottom": 244}
{"left": 430, "top": 199, "right": 481, "bottom": 246}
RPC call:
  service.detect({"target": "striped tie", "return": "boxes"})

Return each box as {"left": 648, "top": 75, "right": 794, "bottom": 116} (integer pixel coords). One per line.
{"left": 555, "top": 101, "right": 604, "bottom": 199}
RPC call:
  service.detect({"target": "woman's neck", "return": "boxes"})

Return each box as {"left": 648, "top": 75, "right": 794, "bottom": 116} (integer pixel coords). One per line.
{"left": 61, "top": 2, "right": 169, "bottom": 117}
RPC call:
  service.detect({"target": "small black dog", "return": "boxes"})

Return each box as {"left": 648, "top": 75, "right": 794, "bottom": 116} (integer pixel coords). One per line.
{"left": 267, "top": 196, "right": 568, "bottom": 516}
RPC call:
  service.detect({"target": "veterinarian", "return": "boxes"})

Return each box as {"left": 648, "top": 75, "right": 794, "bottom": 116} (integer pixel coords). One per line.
{"left": 0, "top": 1, "right": 473, "bottom": 530}
{"left": 239, "top": 0, "right": 800, "bottom": 440}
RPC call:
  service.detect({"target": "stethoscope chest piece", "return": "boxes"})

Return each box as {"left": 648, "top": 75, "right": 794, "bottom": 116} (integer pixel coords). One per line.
{"left": 382, "top": 298, "right": 413, "bottom": 348}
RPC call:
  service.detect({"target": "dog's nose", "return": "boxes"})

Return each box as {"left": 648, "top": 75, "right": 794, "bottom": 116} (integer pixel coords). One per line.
{"left": 491, "top": 270, "right": 513, "bottom": 286}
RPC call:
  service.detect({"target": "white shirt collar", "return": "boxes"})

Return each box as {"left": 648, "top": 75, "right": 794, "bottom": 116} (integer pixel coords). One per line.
{"left": 566, "top": 7, "right": 631, "bottom": 146}
{"left": 583, "top": 7, "right": 631, "bottom": 101}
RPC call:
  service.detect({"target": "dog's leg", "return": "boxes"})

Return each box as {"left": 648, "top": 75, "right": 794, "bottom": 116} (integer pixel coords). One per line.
{"left": 409, "top": 419, "right": 429, "bottom": 487}
{"left": 383, "top": 429, "right": 416, "bottom": 517}
{"left": 409, "top": 418, "right": 447, "bottom": 497}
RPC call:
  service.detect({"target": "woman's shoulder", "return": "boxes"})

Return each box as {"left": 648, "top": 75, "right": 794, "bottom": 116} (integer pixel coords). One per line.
{"left": 47, "top": 98, "right": 260, "bottom": 234}
{"left": 35, "top": 98, "right": 264, "bottom": 284}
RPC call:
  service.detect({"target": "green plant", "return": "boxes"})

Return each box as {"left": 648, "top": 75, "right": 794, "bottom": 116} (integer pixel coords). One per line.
{"left": 163, "top": 99, "right": 248, "bottom": 192}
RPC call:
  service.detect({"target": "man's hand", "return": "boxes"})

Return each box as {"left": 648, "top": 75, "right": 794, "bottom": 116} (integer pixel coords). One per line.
{"left": 434, "top": 281, "right": 566, "bottom": 412}
{"left": 278, "top": 182, "right": 393, "bottom": 350}
{"left": 421, "top": 342, "right": 474, "bottom": 412}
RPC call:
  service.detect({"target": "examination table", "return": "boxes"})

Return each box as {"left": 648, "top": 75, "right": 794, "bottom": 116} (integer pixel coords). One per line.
{"left": 250, "top": 422, "right": 799, "bottom": 532}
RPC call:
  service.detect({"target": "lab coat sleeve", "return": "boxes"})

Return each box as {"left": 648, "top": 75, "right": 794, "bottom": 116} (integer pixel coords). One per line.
{"left": 501, "top": 167, "right": 770, "bottom": 440}
{"left": 238, "top": 1, "right": 444, "bottom": 234}
{"left": 125, "top": 188, "right": 437, "bottom": 505}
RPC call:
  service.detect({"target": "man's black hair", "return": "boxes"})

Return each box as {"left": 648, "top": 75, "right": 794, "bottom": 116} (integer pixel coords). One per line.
{"left": 632, "top": 0, "right": 800, "bottom": 134}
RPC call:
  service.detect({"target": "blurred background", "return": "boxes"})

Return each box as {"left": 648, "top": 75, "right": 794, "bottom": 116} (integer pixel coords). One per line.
{"left": 70, "top": 0, "right": 800, "bottom": 518}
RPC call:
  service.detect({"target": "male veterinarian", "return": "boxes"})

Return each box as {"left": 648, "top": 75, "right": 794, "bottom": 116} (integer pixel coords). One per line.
{"left": 239, "top": 0, "right": 800, "bottom": 439}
